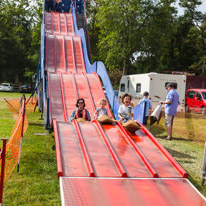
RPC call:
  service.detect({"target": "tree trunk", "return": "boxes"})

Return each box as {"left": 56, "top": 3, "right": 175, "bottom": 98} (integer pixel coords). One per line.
{"left": 15, "top": 73, "right": 19, "bottom": 84}
{"left": 122, "top": 58, "right": 127, "bottom": 75}
{"left": 202, "top": 57, "right": 205, "bottom": 75}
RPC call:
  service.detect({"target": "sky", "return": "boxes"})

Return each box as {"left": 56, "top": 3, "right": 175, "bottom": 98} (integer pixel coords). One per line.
{"left": 175, "top": 0, "right": 206, "bottom": 15}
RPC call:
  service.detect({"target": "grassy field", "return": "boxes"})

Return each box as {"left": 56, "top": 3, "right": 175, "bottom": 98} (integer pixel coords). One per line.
{"left": 0, "top": 93, "right": 60, "bottom": 205}
{"left": 0, "top": 92, "right": 205, "bottom": 205}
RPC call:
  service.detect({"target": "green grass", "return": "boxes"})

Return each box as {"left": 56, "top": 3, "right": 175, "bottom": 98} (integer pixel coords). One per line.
{"left": 0, "top": 92, "right": 31, "bottom": 99}
{"left": 0, "top": 93, "right": 60, "bottom": 205}
{"left": 3, "top": 112, "right": 60, "bottom": 205}
{"left": 0, "top": 92, "right": 205, "bottom": 204}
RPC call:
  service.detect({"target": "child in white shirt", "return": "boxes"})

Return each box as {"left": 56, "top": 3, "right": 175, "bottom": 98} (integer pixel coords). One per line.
{"left": 118, "top": 94, "right": 134, "bottom": 123}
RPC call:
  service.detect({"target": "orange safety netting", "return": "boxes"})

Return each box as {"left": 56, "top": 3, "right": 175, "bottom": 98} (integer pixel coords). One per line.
{"left": 5, "top": 96, "right": 38, "bottom": 119}
{"left": 0, "top": 97, "right": 28, "bottom": 183}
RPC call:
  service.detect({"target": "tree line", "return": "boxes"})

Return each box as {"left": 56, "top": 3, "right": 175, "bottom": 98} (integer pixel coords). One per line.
{"left": 0, "top": 0, "right": 205, "bottom": 87}
{"left": 86, "top": 0, "right": 206, "bottom": 87}
{"left": 0, "top": 0, "right": 42, "bottom": 84}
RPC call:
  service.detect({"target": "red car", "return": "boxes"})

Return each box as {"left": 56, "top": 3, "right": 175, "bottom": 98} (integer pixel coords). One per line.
{"left": 185, "top": 89, "right": 206, "bottom": 114}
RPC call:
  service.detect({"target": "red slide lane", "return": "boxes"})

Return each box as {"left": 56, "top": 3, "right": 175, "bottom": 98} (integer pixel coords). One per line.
{"left": 73, "top": 120, "right": 95, "bottom": 177}
{"left": 93, "top": 120, "right": 128, "bottom": 177}
{"left": 87, "top": 72, "right": 113, "bottom": 117}
{"left": 116, "top": 121, "right": 158, "bottom": 178}
{"left": 45, "top": 34, "right": 56, "bottom": 72}
{"left": 46, "top": 34, "right": 86, "bottom": 73}
{"left": 48, "top": 72, "right": 65, "bottom": 123}
{"left": 73, "top": 36, "right": 86, "bottom": 73}
{"left": 45, "top": 12, "right": 74, "bottom": 36}
{"left": 65, "top": 36, "right": 76, "bottom": 72}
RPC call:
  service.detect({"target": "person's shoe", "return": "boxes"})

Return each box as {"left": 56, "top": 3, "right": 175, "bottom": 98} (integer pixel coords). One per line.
{"left": 166, "top": 136, "right": 172, "bottom": 140}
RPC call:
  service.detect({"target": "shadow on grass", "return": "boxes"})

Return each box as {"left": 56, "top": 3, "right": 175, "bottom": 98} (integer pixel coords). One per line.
{"left": 156, "top": 135, "right": 192, "bottom": 142}
{"left": 164, "top": 147, "right": 195, "bottom": 160}
{"left": 28, "top": 122, "right": 44, "bottom": 127}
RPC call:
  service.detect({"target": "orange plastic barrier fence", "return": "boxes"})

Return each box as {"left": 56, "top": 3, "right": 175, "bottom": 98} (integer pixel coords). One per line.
{"left": 5, "top": 96, "right": 38, "bottom": 119}
{"left": 0, "top": 96, "right": 28, "bottom": 183}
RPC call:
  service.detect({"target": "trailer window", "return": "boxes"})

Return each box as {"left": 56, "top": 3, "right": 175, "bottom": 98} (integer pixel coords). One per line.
{"left": 165, "top": 82, "right": 177, "bottom": 89}
{"left": 136, "top": 84, "right": 141, "bottom": 93}
{"left": 120, "top": 84, "right": 125, "bottom": 92}
{"left": 186, "top": 91, "right": 195, "bottom": 98}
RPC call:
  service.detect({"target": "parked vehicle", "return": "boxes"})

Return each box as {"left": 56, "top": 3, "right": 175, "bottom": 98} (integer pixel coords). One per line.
{"left": 185, "top": 89, "right": 206, "bottom": 114}
{"left": 0, "top": 83, "right": 14, "bottom": 92}
{"left": 19, "top": 85, "right": 32, "bottom": 93}
{"left": 118, "top": 73, "right": 186, "bottom": 108}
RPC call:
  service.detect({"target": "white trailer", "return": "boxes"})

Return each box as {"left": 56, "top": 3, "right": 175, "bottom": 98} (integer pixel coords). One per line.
{"left": 118, "top": 73, "right": 186, "bottom": 107}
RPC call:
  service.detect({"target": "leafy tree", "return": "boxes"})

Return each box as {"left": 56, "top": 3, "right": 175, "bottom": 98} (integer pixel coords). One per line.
{"left": 0, "top": 0, "right": 42, "bottom": 84}
{"left": 86, "top": 0, "right": 100, "bottom": 62}
{"left": 87, "top": 0, "right": 206, "bottom": 81}
{"left": 134, "top": 0, "right": 178, "bottom": 73}
{"left": 93, "top": 0, "right": 180, "bottom": 76}
{"left": 96, "top": 0, "right": 148, "bottom": 75}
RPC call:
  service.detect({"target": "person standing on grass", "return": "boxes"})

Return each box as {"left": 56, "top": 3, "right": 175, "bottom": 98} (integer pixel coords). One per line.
{"left": 160, "top": 83, "right": 179, "bottom": 140}
{"left": 138, "top": 91, "right": 152, "bottom": 125}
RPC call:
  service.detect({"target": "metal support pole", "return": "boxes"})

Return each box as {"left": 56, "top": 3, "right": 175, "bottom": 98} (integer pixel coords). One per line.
{"left": 202, "top": 142, "right": 206, "bottom": 186}
{"left": 143, "top": 102, "right": 147, "bottom": 125}
{"left": 0, "top": 138, "right": 8, "bottom": 205}
{"left": 17, "top": 95, "right": 26, "bottom": 173}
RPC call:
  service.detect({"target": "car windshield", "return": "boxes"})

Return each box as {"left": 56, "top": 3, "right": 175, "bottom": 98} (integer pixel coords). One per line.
{"left": 202, "top": 92, "right": 206, "bottom": 100}
{"left": 1, "top": 83, "right": 9, "bottom": 87}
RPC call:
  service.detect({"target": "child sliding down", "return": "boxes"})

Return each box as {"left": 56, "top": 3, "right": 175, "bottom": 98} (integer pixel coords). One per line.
{"left": 118, "top": 94, "right": 134, "bottom": 123}
{"left": 94, "top": 98, "right": 116, "bottom": 124}
{"left": 118, "top": 94, "right": 141, "bottom": 133}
